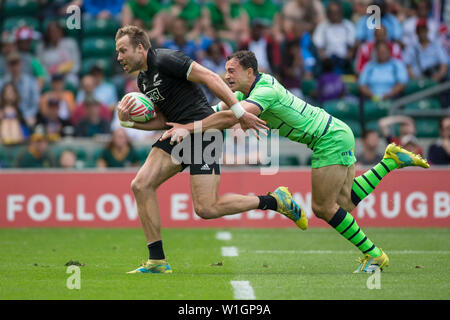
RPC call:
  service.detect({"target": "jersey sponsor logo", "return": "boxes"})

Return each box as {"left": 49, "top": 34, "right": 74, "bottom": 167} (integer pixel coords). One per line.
{"left": 200, "top": 164, "right": 210, "bottom": 171}
{"left": 148, "top": 88, "right": 165, "bottom": 103}
{"left": 341, "top": 149, "right": 354, "bottom": 157}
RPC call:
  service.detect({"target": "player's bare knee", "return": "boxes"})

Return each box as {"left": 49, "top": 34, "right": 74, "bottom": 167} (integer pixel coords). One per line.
{"left": 194, "top": 203, "right": 216, "bottom": 220}
{"left": 131, "top": 176, "right": 157, "bottom": 194}
{"left": 311, "top": 203, "right": 332, "bottom": 221}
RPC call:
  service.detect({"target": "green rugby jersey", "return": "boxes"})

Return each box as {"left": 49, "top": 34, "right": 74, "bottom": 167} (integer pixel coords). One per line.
{"left": 234, "top": 73, "right": 332, "bottom": 150}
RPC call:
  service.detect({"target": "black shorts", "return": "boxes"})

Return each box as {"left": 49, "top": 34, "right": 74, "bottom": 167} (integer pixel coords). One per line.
{"left": 152, "top": 131, "right": 223, "bottom": 175}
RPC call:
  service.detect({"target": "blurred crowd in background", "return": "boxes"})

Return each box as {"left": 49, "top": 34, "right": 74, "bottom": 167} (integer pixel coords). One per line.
{"left": 0, "top": 0, "right": 449, "bottom": 170}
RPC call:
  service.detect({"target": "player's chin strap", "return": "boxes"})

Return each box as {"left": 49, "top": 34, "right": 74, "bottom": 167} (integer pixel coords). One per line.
{"left": 120, "top": 120, "right": 135, "bottom": 128}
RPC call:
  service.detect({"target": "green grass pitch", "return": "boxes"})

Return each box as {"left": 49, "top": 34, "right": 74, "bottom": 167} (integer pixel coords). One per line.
{"left": 1, "top": 228, "right": 449, "bottom": 300}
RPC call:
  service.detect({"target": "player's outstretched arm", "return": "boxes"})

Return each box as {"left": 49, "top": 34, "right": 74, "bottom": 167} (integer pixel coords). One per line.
{"left": 187, "top": 62, "right": 268, "bottom": 132}
{"left": 161, "top": 101, "right": 264, "bottom": 144}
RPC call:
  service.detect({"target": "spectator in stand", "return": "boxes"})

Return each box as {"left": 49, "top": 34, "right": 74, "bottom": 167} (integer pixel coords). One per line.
{"left": 378, "top": 115, "right": 423, "bottom": 155}
{"left": 280, "top": 40, "right": 304, "bottom": 98}
{"left": 243, "top": 0, "right": 283, "bottom": 40}
{"left": 40, "top": 74, "right": 76, "bottom": 122}
{"left": 402, "top": 0, "right": 440, "bottom": 48}
{"left": 74, "top": 97, "right": 110, "bottom": 137}
{"left": 36, "top": 21, "right": 81, "bottom": 87}
{"left": 77, "top": 66, "right": 118, "bottom": 111}
{"left": 202, "top": 0, "right": 250, "bottom": 45}
{"left": 97, "top": 127, "right": 139, "bottom": 168}
{"left": 14, "top": 126, "right": 55, "bottom": 168}
{"left": 121, "top": 0, "right": 165, "bottom": 43}
{"left": 400, "top": 134, "right": 423, "bottom": 156}
{"left": 355, "top": 0, "right": 402, "bottom": 45}
{"left": 36, "top": 97, "right": 73, "bottom": 142}
{"left": 59, "top": 149, "right": 78, "bottom": 169}
{"left": 83, "top": 0, "right": 124, "bottom": 19}
{"left": 163, "top": 18, "right": 199, "bottom": 60}
{"left": 359, "top": 41, "right": 408, "bottom": 101}
{"left": 312, "top": 1, "right": 355, "bottom": 74}
{"left": 0, "top": 83, "right": 30, "bottom": 145}
{"left": 355, "top": 24, "right": 402, "bottom": 74}
{"left": 427, "top": 116, "right": 450, "bottom": 165}
{"left": 0, "top": 52, "right": 40, "bottom": 127}
{"left": 403, "top": 20, "right": 448, "bottom": 83}
{"left": 14, "top": 26, "right": 47, "bottom": 91}
{"left": 162, "top": 0, "right": 203, "bottom": 40}
{"left": 357, "top": 130, "right": 384, "bottom": 166}
{"left": 282, "top": 0, "right": 326, "bottom": 36}
{"left": 317, "top": 58, "right": 345, "bottom": 103}
{"left": 73, "top": 75, "right": 112, "bottom": 124}
{"left": 0, "top": 31, "right": 17, "bottom": 76}
{"left": 201, "top": 41, "right": 227, "bottom": 104}
{"left": 289, "top": 22, "right": 316, "bottom": 78}
{"left": 239, "top": 19, "right": 281, "bottom": 75}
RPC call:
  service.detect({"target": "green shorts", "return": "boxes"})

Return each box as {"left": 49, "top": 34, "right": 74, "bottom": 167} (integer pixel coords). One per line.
{"left": 311, "top": 117, "right": 357, "bottom": 169}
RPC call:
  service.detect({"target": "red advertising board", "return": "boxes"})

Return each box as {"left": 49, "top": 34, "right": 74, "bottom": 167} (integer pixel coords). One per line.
{"left": 0, "top": 169, "right": 449, "bottom": 228}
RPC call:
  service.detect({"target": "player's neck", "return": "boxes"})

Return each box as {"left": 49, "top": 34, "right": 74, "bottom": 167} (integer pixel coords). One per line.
{"left": 142, "top": 49, "right": 149, "bottom": 72}
{"left": 242, "top": 75, "right": 257, "bottom": 97}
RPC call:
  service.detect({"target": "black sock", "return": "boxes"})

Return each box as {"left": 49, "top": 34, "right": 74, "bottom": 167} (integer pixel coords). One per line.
{"left": 148, "top": 240, "right": 165, "bottom": 260}
{"left": 257, "top": 195, "right": 278, "bottom": 210}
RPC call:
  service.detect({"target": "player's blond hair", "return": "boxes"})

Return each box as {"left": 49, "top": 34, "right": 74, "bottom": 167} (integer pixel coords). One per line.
{"left": 115, "top": 25, "right": 151, "bottom": 50}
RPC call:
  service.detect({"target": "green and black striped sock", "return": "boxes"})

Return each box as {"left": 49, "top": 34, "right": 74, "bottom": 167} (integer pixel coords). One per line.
{"left": 329, "top": 207, "right": 382, "bottom": 257}
{"left": 351, "top": 158, "right": 398, "bottom": 206}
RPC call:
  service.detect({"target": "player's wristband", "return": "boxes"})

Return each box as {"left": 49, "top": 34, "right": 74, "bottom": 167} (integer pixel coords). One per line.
{"left": 230, "top": 102, "right": 245, "bottom": 119}
{"left": 120, "top": 120, "right": 135, "bottom": 128}
{"left": 211, "top": 104, "right": 221, "bottom": 112}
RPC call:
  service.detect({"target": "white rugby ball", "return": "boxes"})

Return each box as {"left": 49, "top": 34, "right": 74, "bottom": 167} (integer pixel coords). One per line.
{"left": 121, "top": 92, "right": 155, "bottom": 122}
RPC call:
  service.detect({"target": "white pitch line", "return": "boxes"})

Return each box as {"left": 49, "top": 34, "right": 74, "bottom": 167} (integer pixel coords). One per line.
{"left": 231, "top": 281, "right": 255, "bottom": 300}
{"left": 216, "top": 231, "right": 232, "bottom": 241}
{"left": 222, "top": 246, "right": 239, "bottom": 256}
{"left": 252, "top": 250, "right": 450, "bottom": 255}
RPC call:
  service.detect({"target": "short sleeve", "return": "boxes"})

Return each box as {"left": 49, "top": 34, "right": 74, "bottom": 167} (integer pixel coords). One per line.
{"left": 245, "top": 86, "right": 276, "bottom": 112}
{"left": 312, "top": 22, "right": 325, "bottom": 49}
{"left": 402, "top": 45, "right": 415, "bottom": 66}
{"left": 156, "top": 50, "right": 194, "bottom": 79}
{"left": 436, "top": 42, "right": 448, "bottom": 64}
{"left": 355, "top": 16, "right": 368, "bottom": 42}
{"left": 234, "top": 91, "right": 245, "bottom": 102}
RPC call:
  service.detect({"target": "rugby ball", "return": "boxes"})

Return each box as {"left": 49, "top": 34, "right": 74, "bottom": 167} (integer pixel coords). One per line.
{"left": 121, "top": 92, "right": 155, "bottom": 122}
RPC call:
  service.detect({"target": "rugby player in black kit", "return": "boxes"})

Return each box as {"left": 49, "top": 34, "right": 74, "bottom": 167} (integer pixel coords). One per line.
{"left": 115, "top": 26, "right": 304, "bottom": 274}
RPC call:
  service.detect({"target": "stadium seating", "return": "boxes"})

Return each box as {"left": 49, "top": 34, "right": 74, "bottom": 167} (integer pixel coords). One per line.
{"left": 82, "top": 18, "right": 120, "bottom": 37}
{"left": 416, "top": 118, "right": 440, "bottom": 138}
{"left": 404, "top": 79, "right": 438, "bottom": 95}
{"left": 301, "top": 79, "right": 317, "bottom": 97}
{"left": 405, "top": 98, "right": 441, "bottom": 111}
{"left": 363, "top": 100, "right": 390, "bottom": 121}
{"left": 81, "top": 37, "right": 116, "bottom": 58}
{"left": 323, "top": 99, "right": 359, "bottom": 121}
{"left": 2, "top": 0, "right": 38, "bottom": 18}
{"left": 278, "top": 155, "right": 301, "bottom": 166}
{"left": 345, "top": 119, "right": 362, "bottom": 138}
{"left": 2, "top": 16, "right": 40, "bottom": 31}
{"left": 81, "top": 57, "right": 113, "bottom": 76}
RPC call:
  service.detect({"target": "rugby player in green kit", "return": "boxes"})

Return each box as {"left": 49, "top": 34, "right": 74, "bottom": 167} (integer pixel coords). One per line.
{"left": 162, "top": 51, "right": 430, "bottom": 273}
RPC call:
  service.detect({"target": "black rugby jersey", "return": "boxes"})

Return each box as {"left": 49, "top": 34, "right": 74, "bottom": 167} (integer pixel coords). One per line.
{"left": 137, "top": 48, "right": 214, "bottom": 124}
